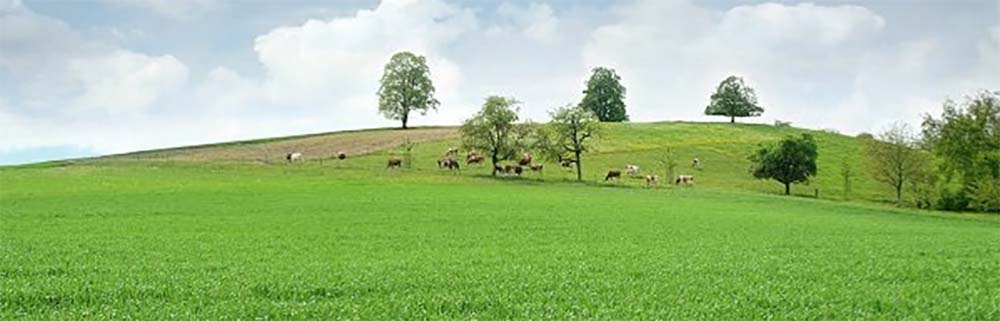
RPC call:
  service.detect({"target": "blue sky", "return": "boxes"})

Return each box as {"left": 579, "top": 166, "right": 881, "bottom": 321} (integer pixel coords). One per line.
{"left": 1, "top": 0, "right": 998, "bottom": 165}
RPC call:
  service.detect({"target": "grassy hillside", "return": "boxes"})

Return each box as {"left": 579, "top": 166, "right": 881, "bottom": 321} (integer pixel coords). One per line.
{"left": 3, "top": 122, "right": 998, "bottom": 320}
{"left": 89, "top": 122, "right": 884, "bottom": 202}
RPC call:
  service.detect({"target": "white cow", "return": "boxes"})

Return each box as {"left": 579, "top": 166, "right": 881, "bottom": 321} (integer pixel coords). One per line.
{"left": 286, "top": 152, "right": 303, "bottom": 163}
{"left": 626, "top": 164, "right": 640, "bottom": 175}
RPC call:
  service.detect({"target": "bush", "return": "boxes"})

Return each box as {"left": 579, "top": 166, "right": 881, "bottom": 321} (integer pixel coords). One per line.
{"left": 774, "top": 120, "right": 791, "bottom": 128}
{"left": 936, "top": 187, "right": 970, "bottom": 211}
{"left": 969, "top": 178, "right": 1000, "bottom": 213}
{"left": 856, "top": 132, "right": 874, "bottom": 140}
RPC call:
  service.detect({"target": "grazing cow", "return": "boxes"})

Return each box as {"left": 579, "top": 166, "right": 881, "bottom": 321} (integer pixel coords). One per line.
{"left": 438, "top": 158, "right": 460, "bottom": 171}
{"left": 692, "top": 157, "right": 701, "bottom": 168}
{"left": 645, "top": 175, "right": 659, "bottom": 187}
{"left": 466, "top": 154, "right": 484, "bottom": 165}
{"left": 386, "top": 157, "right": 403, "bottom": 169}
{"left": 446, "top": 147, "right": 459, "bottom": 157}
{"left": 337, "top": 151, "right": 347, "bottom": 160}
{"left": 514, "top": 165, "right": 523, "bottom": 176}
{"left": 518, "top": 153, "right": 533, "bottom": 166}
{"left": 626, "top": 164, "right": 640, "bottom": 175}
{"left": 529, "top": 164, "right": 544, "bottom": 172}
{"left": 560, "top": 158, "right": 576, "bottom": 168}
{"left": 675, "top": 174, "right": 695, "bottom": 185}
{"left": 605, "top": 170, "right": 622, "bottom": 181}
{"left": 286, "top": 152, "right": 303, "bottom": 163}
{"left": 502, "top": 164, "right": 523, "bottom": 176}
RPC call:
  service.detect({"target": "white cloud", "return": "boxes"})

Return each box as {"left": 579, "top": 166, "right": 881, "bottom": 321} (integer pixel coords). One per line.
{"left": 102, "top": 0, "right": 216, "bottom": 18}
{"left": 70, "top": 50, "right": 188, "bottom": 114}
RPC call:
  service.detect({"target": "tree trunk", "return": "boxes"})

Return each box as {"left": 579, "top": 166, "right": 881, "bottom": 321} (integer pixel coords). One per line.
{"left": 896, "top": 183, "right": 903, "bottom": 206}
{"left": 401, "top": 113, "right": 409, "bottom": 129}
{"left": 574, "top": 150, "right": 583, "bottom": 181}
{"left": 785, "top": 183, "right": 791, "bottom": 195}
{"left": 730, "top": 116, "right": 735, "bottom": 123}
{"left": 491, "top": 153, "right": 499, "bottom": 177}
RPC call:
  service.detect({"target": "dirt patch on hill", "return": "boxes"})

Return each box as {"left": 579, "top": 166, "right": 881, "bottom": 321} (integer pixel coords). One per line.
{"left": 106, "top": 127, "right": 459, "bottom": 163}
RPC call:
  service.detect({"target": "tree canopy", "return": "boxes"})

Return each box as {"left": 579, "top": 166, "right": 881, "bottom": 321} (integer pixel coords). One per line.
{"left": 580, "top": 67, "right": 628, "bottom": 122}
{"left": 537, "top": 105, "right": 601, "bottom": 181}
{"left": 377, "top": 51, "right": 439, "bottom": 129}
{"left": 459, "top": 96, "right": 531, "bottom": 175}
{"left": 749, "top": 133, "right": 818, "bottom": 195}
{"left": 705, "top": 76, "right": 764, "bottom": 123}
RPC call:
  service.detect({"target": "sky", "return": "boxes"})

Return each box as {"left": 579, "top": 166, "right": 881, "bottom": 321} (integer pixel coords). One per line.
{"left": 1, "top": 0, "right": 998, "bottom": 165}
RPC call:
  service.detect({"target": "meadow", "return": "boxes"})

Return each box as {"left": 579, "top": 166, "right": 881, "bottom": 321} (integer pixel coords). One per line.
{"left": 2, "top": 122, "right": 999, "bottom": 320}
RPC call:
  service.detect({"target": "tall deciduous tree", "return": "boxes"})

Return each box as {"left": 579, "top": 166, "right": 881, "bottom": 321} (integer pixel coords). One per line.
{"left": 539, "top": 105, "right": 601, "bottom": 181}
{"left": 705, "top": 76, "right": 764, "bottom": 123}
{"left": 460, "top": 96, "right": 531, "bottom": 175}
{"left": 580, "top": 67, "right": 628, "bottom": 122}
{"left": 864, "top": 123, "right": 929, "bottom": 206}
{"left": 749, "top": 134, "right": 818, "bottom": 195}
{"left": 377, "top": 52, "right": 439, "bottom": 129}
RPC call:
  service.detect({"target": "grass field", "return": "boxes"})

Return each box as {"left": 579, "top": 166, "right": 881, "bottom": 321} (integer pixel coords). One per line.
{"left": 2, "top": 123, "right": 999, "bottom": 320}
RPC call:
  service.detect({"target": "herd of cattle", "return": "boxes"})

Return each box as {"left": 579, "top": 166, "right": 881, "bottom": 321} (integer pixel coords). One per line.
{"left": 285, "top": 148, "right": 699, "bottom": 187}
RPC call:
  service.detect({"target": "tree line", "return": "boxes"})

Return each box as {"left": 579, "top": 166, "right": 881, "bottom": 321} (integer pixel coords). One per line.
{"left": 375, "top": 51, "right": 998, "bottom": 213}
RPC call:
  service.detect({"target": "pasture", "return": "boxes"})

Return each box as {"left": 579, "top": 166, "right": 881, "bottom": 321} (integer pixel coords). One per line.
{"left": 2, "top": 122, "right": 999, "bottom": 320}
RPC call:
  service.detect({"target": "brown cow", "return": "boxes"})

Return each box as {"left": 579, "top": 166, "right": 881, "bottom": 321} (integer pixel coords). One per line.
{"left": 386, "top": 157, "right": 403, "bottom": 169}
{"left": 605, "top": 170, "right": 622, "bottom": 181}
{"left": 514, "top": 165, "right": 523, "bottom": 176}
{"left": 675, "top": 174, "right": 694, "bottom": 185}
{"left": 466, "top": 154, "right": 484, "bottom": 165}
{"left": 518, "top": 153, "right": 532, "bottom": 166}
{"left": 437, "top": 158, "right": 460, "bottom": 171}
{"left": 529, "top": 164, "right": 544, "bottom": 172}
{"left": 493, "top": 165, "right": 505, "bottom": 175}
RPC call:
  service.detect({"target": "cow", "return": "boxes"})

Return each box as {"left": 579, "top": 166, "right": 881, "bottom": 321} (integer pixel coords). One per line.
{"left": 626, "top": 164, "right": 640, "bottom": 175}
{"left": 518, "top": 153, "right": 532, "bottom": 166}
{"left": 645, "top": 175, "right": 659, "bottom": 187}
{"left": 560, "top": 158, "right": 576, "bottom": 168}
{"left": 286, "top": 152, "right": 303, "bottom": 163}
{"left": 605, "top": 170, "right": 622, "bottom": 181}
{"left": 493, "top": 165, "right": 505, "bottom": 175}
{"left": 514, "top": 165, "right": 523, "bottom": 176}
{"left": 386, "top": 157, "right": 403, "bottom": 169}
{"left": 529, "top": 164, "right": 544, "bottom": 173}
{"left": 438, "top": 158, "right": 460, "bottom": 171}
{"left": 445, "top": 147, "right": 459, "bottom": 157}
{"left": 337, "top": 151, "right": 347, "bottom": 160}
{"left": 466, "top": 154, "right": 484, "bottom": 165}
{"left": 675, "top": 174, "right": 695, "bottom": 185}
{"left": 692, "top": 157, "right": 701, "bottom": 168}
{"left": 502, "top": 165, "right": 523, "bottom": 176}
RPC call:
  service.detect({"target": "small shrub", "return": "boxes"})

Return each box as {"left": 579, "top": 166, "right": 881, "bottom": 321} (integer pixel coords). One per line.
{"left": 969, "top": 178, "right": 1000, "bottom": 213}
{"left": 936, "top": 187, "right": 970, "bottom": 211}
{"left": 774, "top": 120, "right": 791, "bottom": 128}
{"left": 856, "top": 132, "right": 874, "bottom": 140}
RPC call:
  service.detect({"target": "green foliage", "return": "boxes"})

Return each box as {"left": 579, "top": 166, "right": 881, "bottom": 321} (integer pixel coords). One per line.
{"left": 659, "top": 147, "right": 680, "bottom": 184}
{"left": 539, "top": 105, "right": 601, "bottom": 180}
{"left": 969, "top": 178, "right": 1000, "bottom": 213}
{"left": 580, "top": 67, "right": 628, "bottom": 122}
{"left": 749, "top": 133, "right": 818, "bottom": 195}
{"left": 459, "top": 96, "right": 531, "bottom": 174}
{"left": 863, "top": 123, "right": 930, "bottom": 206}
{"left": 840, "top": 158, "right": 853, "bottom": 200}
{"left": 922, "top": 90, "right": 1000, "bottom": 183}
{"left": 705, "top": 75, "right": 765, "bottom": 123}
{"left": 378, "top": 52, "right": 439, "bottom": 129}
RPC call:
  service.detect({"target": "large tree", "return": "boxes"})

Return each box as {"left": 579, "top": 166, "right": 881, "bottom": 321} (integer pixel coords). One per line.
{"left": 749, "top": 133, "right": 818, "bottom": 195}
{"left": 377, "top": 51, "right": 439, "bottom": 129}
{"left": 538, "top": 105, "right": 601, "bottom": 181}
{"left": 922, "top": 90, "right": 1000, "bottom": 212}
{"left": 460, "top": 96, "right": 532, "bottom": 176}
{"left": 580, "top": 67, "right": 628, "bottom": 122}
{"left": 864, "top": 123, "right": 929, "bottom": 206}
{"left": 705, "top": 75, "right": 764, "bottom": 123}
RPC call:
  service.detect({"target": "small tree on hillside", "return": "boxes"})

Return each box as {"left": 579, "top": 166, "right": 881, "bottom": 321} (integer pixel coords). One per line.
{"left": 659, "top": 148, "right": 680, "bottom": 184}
{"left": 865, "top": 122, "right": 929, "bottom": 206}
{"left": 749, "top": 133, "right": 818, "bottom": 195}
{"left": 705, "top": 75, "right": 765, "bottom": 123}
{"left": 378, "top": 51, "right": 439, "bottom": 129}
{"left": 580, "top": 67, "right": 628, "bottom": 122}
{"left": 538, "top": 105, "right": 601, "bottom": 181}
{"left": 460, "top": 96, "right": 531, "bottom": 176}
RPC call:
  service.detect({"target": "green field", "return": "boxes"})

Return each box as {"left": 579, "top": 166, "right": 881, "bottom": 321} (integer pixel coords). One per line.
{"left": 2, "top": 123, "right": 999, "bottom": 320}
